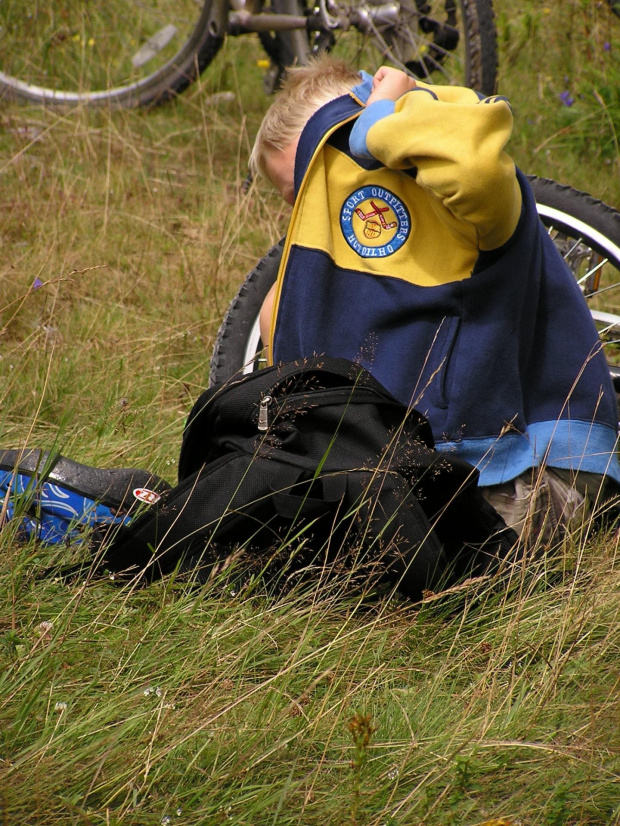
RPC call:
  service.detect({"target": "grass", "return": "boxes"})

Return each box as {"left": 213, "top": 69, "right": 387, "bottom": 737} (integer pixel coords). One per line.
{"left": 494, "top": 0, "right": 620, "bottom": 202}
{"left": 3, "top": 539, "right": 620, "bottom": 824}
{"left": 2, "top": 4, "right": 620, "bottom": 824}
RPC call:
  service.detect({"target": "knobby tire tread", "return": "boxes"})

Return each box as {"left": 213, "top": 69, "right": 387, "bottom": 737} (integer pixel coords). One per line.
{"left": 527, "top": 176, "right": 620, "bottom": 254}
{"left": 464, "top": 0, "right": 498, "bottom": 95}
{"left": 209, "top": 240, "right": 284, "bottom": 386}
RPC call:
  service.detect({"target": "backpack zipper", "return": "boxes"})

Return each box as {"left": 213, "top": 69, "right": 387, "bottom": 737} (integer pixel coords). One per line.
{"left": 258, "top": 395, "right": 273, "bottom": 431}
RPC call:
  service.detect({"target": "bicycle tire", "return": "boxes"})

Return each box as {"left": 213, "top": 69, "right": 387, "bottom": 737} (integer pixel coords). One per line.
{"left": 209, "top": 239, "right": 284, "bottom": 387}
{"left": 0, "top": 1, "right": 226, "bottom": 107}
{"left": 209, "top": 177, "right": 620, "bottom": 389}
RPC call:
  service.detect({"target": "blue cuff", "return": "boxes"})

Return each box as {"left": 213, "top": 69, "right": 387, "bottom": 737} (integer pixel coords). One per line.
{"left": 349, "top": 99, "right": 395, "bottom": 159}
{"left": 351, "top": 70, "right": 374, "bottom": 105}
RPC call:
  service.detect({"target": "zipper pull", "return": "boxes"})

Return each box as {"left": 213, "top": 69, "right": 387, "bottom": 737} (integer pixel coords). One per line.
{"left": 258, "top": 395, "right": 273, "bottom": 431}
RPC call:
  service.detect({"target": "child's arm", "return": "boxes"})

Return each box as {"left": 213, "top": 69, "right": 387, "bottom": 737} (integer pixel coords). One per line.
{"left": 350, "top": 68, "right": 521, "bottom": 251}
{"left": 260, "top": 283, "right": 276, "bottom": 359}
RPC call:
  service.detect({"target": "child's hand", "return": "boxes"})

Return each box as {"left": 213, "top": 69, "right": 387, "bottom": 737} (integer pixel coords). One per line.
{"left": 366, "top": 67, "right": 417, "bottom": 106}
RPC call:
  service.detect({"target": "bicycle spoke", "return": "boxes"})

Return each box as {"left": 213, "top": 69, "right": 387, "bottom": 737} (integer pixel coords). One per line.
{"left": 131, "top": 25, "right": 179, "bottom": 69}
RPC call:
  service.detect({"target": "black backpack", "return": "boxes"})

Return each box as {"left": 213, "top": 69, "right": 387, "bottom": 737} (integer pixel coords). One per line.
{"left": 96, "top": 357, "right": 517, "bottom": 599}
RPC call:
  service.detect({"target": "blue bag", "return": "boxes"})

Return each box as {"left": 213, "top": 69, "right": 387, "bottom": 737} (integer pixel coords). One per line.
{"left": 0, "top": 450, "right": 169, "bottom": 546}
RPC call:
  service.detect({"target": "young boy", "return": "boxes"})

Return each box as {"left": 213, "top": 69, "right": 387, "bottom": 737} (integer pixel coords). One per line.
{"left": 250, "top": 55, "right": 620, "bottom": 544}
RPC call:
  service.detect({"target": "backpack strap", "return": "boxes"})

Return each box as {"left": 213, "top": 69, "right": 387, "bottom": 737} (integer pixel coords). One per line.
{"left": 271, "top": 471, "right": 348, "bottom": 520}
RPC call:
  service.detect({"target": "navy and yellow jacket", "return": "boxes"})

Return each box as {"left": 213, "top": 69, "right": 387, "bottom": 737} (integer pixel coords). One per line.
{"left": 268, "top": 75, "right": 620, "bottom": 486}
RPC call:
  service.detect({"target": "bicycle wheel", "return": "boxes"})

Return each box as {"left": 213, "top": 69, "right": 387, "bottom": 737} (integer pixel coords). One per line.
{"left": 319, "top": 0, "right": 498, "bottom": 96}
{"left": 209, "top": 178, "right": 620, "bottom": 388}
{"left": 0, "top": 1, "right": 226, "bottom": 107}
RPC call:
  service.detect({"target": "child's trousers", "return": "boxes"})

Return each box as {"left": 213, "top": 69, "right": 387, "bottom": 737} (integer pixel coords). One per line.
{"left": 480, "top": 468, "right": 617, "bottom": 547}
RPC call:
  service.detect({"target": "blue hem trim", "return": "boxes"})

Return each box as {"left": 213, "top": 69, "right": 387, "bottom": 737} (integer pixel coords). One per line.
{"left": 435, "top": 420, "right": 620, "bottom": 486}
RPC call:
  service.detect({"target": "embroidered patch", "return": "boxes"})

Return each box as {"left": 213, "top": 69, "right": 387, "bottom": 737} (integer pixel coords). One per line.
{"left": 340, "top": 186, "right": 410, "bottom": 258}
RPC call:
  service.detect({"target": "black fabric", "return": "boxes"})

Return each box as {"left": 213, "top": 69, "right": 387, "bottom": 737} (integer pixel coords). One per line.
{"left": 97, "top": 357, "right": 518, "bottom": 599}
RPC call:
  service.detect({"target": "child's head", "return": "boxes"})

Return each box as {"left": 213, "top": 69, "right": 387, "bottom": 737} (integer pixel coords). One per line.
{"left": 250, "top": 54, "right": 360, "bottom": 203}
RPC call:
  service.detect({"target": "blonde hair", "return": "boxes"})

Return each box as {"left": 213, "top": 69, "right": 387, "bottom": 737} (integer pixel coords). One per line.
{"left": 250, "top": 54, "right": 361, "bottom": 179}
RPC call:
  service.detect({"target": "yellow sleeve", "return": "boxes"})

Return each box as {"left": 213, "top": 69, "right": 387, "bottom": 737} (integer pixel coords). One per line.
{"left": 365, "top": 85, "right": 522, "bottom": 250}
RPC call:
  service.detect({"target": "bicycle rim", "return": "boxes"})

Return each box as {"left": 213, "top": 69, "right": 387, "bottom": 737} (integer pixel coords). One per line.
{"left": 0, "top": 1, "right": 223, "bottom": 106}
{"left": 318, "top": 0, "right": 498, "bottom": 95}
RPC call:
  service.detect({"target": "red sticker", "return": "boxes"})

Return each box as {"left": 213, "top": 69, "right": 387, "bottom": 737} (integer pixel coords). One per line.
{"left": 133, "top": 488, "right": 161, "bottom": 505}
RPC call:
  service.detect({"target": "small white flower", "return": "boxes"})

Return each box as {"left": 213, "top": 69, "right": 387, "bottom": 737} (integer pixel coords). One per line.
{"left": 176, "top": 808, "right": 182, "bottom": 816}
{"left": 54, "top": 701, "right": 67, "bottom": 713}
{"left": 387, "top": 767, "right": 399, "bottom": 780}
{"left": 161, "top": 816, "right": 172, "bottom": 826}
{"left": 155, "top": 687, "right": 163, "bottom": 698}
{"left": 38, "top": 621, "right": 53, "bottom": 634}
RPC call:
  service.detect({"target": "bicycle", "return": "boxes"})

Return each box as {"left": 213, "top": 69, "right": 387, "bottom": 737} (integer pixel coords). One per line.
{"left": 0, "top": 1, "right": 498, "bottom": 108}
{"left": 209, "top": 177, "right": 620, "bottom": 393}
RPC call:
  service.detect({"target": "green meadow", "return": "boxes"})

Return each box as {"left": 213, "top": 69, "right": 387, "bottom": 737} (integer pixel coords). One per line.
{"left": 1, "top": 2, "right": 620, "bottom": 823}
